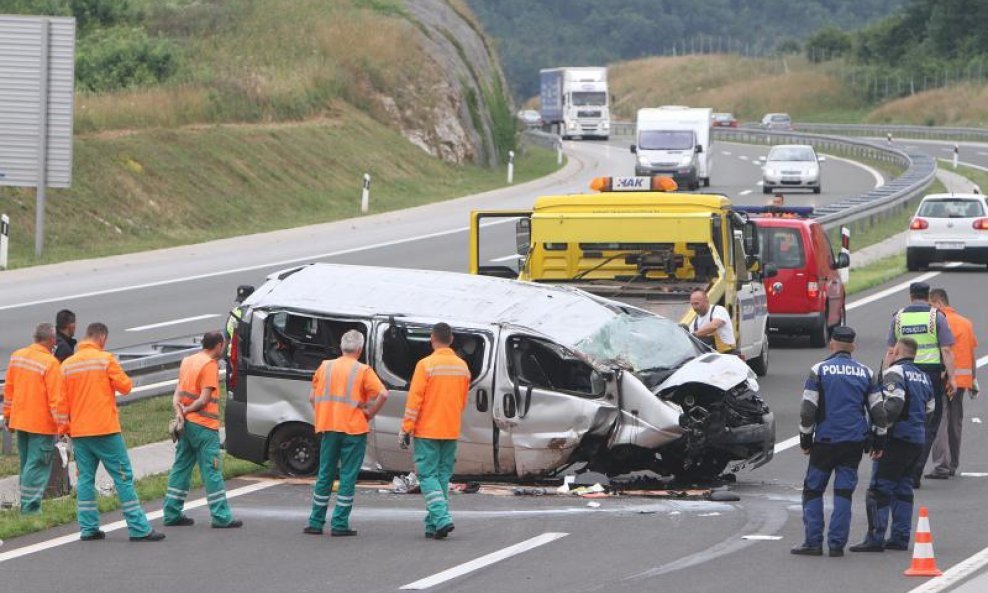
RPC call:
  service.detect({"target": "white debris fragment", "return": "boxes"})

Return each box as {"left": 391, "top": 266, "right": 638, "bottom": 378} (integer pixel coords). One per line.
{"left": 587, "top": 501, "right": 602, "bottom": 508}
{"left": 960, "top": 472, "right": 988, "bottom": 477}
{"left": 972, "top": 417, "right": 982, "bottom": 424}
{"left": 742, "top": 535, "right": 783, "bottom": 541}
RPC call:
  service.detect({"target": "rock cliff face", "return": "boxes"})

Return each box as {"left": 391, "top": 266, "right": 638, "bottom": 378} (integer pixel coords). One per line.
{"left": 370, "top": 0, "right": 513, "bottom": 167}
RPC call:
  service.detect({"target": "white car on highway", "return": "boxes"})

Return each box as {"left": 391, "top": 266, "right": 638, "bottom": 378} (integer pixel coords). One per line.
{"left": 761, "top": 144, "right": 824, "bottom": 194}
{"left": 906, "top": 193, "right": 988, "bottom": 271}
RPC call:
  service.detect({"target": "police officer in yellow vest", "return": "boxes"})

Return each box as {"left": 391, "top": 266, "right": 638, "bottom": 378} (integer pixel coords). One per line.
{"left": 884, "top": 282, "right": 956, "bottom": 488}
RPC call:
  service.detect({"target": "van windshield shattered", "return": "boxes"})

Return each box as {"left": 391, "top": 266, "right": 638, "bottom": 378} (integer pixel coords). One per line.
{"left": 575, "top": 312, "right": 702, "bottom": 371}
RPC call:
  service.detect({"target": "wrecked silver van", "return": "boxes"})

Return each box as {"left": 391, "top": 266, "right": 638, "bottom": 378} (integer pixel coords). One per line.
{"left": 224, "top": 263, "right": 774, "bottom": 481}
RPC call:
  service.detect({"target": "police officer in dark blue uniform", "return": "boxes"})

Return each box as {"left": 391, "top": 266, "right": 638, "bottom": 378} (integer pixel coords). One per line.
{"left": 792, "top": 326, "right": 887, "bottom": 557}
{"left": 850, "top": 337, "right": 935, "bottom": 552}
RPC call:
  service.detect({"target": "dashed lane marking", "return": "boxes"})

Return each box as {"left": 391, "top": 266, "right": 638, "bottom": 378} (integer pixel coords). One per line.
{"left": 125, "top": 314, "right": 221, "bottom": 332}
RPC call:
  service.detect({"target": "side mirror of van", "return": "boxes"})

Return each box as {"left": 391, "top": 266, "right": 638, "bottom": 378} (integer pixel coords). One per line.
{"left": 743, "top": 220, "right": 760, "bottom": 255}
{"left": 763, "top": 263, "right": 779, "bottom": 279}
{"left": 835, "top": 252, "right": 850, "bottom": 269}
{"left": 630, "top": 144, "right": 637, "bottom": 154}
{"left": 695, "top": 145, "right": 703, "bottom": 153}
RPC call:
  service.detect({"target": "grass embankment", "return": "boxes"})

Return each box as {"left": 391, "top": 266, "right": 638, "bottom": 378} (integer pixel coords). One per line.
{"left": 606, "top": 54, "right": 988, "bottom": 127}
{"left": 0, "top": 115, "right": 558, "bottom": 268}
{"left": 0, "top": 454, "right": 264, "bottom": 541}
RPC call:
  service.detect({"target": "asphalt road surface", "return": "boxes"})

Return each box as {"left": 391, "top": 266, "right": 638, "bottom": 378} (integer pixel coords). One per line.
{"left": 4, "top": 137, "right": 986, "bottom": 593}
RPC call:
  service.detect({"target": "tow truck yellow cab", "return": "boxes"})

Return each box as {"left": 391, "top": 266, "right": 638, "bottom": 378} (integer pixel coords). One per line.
{"left": 469, "top": 176, "right": 774, "bottom": 376}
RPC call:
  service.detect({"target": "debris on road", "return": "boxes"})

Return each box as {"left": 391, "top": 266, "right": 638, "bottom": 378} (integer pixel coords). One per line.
{"left": 586, "top": 501, "right": 602, "bottom": 508}
{"left": 972, "top": 417, "right": 982, "bottom": 424}
{"left": 450, "top": 482, "right": 481, "bottom": 494}
{"left": 392, "top": 473, "right": 420, "bottom": 494}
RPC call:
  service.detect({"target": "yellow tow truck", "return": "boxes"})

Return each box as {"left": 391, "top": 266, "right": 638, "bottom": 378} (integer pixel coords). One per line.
{"left": 469, "top": 176, "right": 774, "bottom": 375}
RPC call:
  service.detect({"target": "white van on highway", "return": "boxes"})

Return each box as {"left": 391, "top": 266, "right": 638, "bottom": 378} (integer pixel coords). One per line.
{"left": 223, "top": 263, "right": 775, "bottom": 482}
{"left": 631, "top": 106, "right": 714, "bottom": 189}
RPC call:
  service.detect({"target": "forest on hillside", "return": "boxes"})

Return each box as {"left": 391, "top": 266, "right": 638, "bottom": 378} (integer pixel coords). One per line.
{"left": 468, "top": 0, "right": 907, "bottom": 98}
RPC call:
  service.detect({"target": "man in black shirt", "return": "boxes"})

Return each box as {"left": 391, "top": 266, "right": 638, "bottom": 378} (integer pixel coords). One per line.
{"left": 54, "top": 309, "right": 77, "bottom": 362}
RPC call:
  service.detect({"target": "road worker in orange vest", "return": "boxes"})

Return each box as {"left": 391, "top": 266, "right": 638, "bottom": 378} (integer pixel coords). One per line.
{"left": 60, "top": 322, "right": 164, "bottom": 542}
{"left": 3, "top": 323, "right": 65, "bottom": 514}
{"left": 399, "top": 322, "right": 470, "bottom": 540}
{"left": 163, "top": 331, "right": 242, "bottom": 529}
{"left": 304, "top": 330, "right": 388, "bottom": 536}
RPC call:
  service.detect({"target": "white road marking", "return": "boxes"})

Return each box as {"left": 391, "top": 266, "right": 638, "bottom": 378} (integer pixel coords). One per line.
{"left": 0, "top": 219, "right": 518, "bottom": 312}
{"left": 400, "top": 532, "right": 569, "bottom": 590}
{"left": 846, "top": 264, "right": 961, "bottom": 311}
{"left": 739, "top": 190, "right": 753, "bottom": 196}
{"left": 773, "top": 436, "right": 800, "bottom": 454}
{"left": 905, "top": 545, "right": 988, "bottom": 593}
{"left": 978, "top": 152, "right": 988, "bottom": 157}
{"left": 489, "top": 254, "right": 520, "bottom": 263}
{"left": 820, "top": 153, "right": 885, "bottom": 188}
{"left": 938, "top": 157, "right": 988, "bottom": 173}
{"left": 738, "top": 155, "right": 749, "bottom": 160}
{"left": 721, "top": 151, "right": 732, "bottom": 156}
{"left": 125, "top": 314, "right": 220, "bottom": 332}
{"left": 0, "top": 479, "right": 280, "bottom": 563}
{"left": 978, "top": 354, "right": 988, "bottom": 368}
{"left": 756, "top": 181, "right": 764, "bottom": 186}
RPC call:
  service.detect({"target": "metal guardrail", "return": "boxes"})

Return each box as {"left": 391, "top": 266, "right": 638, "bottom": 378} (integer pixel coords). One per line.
{"left": 793, "top": 123, "right": 988, "bottom": 143}
{"left": 578, "top": 121, "right": 936, "bottom": 232}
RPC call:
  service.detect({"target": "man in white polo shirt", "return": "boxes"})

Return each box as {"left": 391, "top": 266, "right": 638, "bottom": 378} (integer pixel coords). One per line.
{"left": 689, "top": 289, "right": 738, "bottom": 354}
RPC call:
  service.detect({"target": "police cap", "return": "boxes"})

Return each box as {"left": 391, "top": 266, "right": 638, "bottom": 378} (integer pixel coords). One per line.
{"left": 909, "top": 281, "right": 930, "bottom": 298}
{"left": 830, "top": 326, "right": 855, "bottom": 344}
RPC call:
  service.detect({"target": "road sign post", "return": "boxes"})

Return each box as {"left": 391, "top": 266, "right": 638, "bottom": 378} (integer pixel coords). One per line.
{"left": 0, "top": 213, "right": 9, "bottom": 270}
{"left": 360, "top": 173, "right": 371, "bottom": 214}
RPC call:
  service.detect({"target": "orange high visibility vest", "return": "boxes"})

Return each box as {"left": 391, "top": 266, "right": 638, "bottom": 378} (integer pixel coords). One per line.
{"left": 401, "top": 348, "right": 470, "bottom": 439}
{"left": 177, "top": 351, "right": 222, "bottom": 430}
{"left": 310, "top": 357, "right": 385, "bottom": 435}
{"left": 61, "top": 341, "right": 132, "bottom": 437}
{"left": 942, "top": 306, "right": 977, "bottom": 389}
{"left": 3, "top": 343, "right": 64, "bottom": 435}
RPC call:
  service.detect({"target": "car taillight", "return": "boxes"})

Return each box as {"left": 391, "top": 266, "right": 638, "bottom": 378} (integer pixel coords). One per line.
{"left": 228, "top": 333, "right": 239, "bottom": 391}
{"left": 973, "top": 218, "right": 988, "bottom": 230}
{"left": 910, "top": 217, "right": 929, "bottom": 230}
{"left": 807, "top": 280, "right": 820, "bottom": 299}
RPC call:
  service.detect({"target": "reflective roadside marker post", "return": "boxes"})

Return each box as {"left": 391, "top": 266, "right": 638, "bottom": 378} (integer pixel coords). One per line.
{"left": 557, "top": 140, "right": 564, "bottom": 166}
{"left": 953, "top": 144, "right": 959, "bottom": 169}
{"left": 0, "top": 213, "right": 9, "bottom": 270}
{"left": 839, "top": 226, "right": 851, "bottom": 284}
{"left": 887, "top": 132, "right": 893, "bottom": 144}
{"left": 507, "top": 150, "right": 515, "bottom": 184}
{"left": 360, "top": 173, "right": 371, "bottom": 214}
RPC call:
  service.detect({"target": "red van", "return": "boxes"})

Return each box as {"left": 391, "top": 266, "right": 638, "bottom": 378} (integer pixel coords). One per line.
{"left": 741, "top": 207, "right": 850, "bottom": 347}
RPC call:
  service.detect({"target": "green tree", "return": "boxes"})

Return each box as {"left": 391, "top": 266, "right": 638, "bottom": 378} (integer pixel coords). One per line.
{"left": 805, "top": 27, "right": 852, "bottom": 63}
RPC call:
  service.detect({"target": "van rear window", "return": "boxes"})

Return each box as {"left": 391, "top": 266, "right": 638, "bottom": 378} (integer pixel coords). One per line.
{"left": 759, "top": 227, "right": 805, "bottom": 269}
{"left": 918, "top": 199, "right": 985, "bottom": 218}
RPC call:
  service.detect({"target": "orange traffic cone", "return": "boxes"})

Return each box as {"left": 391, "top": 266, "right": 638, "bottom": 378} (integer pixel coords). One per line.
{"left": 904, "top": 507, "right": 943, "bottom": 577}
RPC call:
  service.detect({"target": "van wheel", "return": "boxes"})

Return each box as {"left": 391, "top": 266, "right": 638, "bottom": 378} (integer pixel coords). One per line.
{"left": 762, "top": 186, "right": 772, "bottom": 194}
{"left": 809, "top": 311, "right": 828, "bottom": 348}
{"left": 669, "top": 455, "right": 731, "bottom": 484}
{"left": 749, "top": 338, "right": 769, "bottom": 377}
{"left": 906, "top": 249, "right": 925, "bottom": 272}
{"left": 813, "top": 185, "right": 822, "bottom": 194}
{"left": 269, "top": 423, "right": 319, "bottom": 476}
{"left": 702, "top": 177, "right": 710, "bottom": 187}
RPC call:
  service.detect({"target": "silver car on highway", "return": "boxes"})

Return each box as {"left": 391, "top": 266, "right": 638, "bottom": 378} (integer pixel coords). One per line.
{"left": 224, "top": 263, "right": 775, "bottom": 481}
{"left": 761, "top": 144, "right": 824, "bottom": 194}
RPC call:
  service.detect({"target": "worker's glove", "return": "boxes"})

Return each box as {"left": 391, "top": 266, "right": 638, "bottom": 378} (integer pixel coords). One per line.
{"left": 398, "top": 431, "right": 411, "bottom": 450}
{"left": 870, "top": 432, "right": 887, "bottom": 456}
{"left": 168, "top": 416, "right": 185, "bottom": 443}
{"left": 799, "top": 433, "right": 813, "bottom": 452}
{"left": 972, "top": 380, "right": 980, "bottom": 400}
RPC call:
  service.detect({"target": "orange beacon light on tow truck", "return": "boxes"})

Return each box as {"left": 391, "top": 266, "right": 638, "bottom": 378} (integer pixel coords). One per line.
{"left": 589, "top": 175, "right": 679, "bottom": 193}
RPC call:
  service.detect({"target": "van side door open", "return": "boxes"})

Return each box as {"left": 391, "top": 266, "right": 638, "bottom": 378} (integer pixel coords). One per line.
{"left": 469, "top": 210, "right": 533, "bottom": 278}
{"left": 491, "top": 332, "right": 618, "bottom": 478}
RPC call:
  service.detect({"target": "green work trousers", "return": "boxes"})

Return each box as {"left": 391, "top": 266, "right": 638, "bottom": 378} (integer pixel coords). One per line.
{"left": 413, "top": 438, "right": 457, "bottom": 535}
{"left": 163, "top": 421, "right": 234, "bottom": 526}
{"left": 17, "top": 431, "right": 55, "bottom": 515}
{"left": 74, "top": 433, "right": 152, "bottom": 538}
{"left": 308, "top": 431, "right": 367, "bottom": 531}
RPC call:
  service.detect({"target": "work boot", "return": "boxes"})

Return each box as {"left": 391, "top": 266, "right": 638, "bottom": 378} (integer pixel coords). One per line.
{"left": 433, "top": 524, "right": 455, "bottom": 540}
{"left": 849, "top": 541, "right": 885, "bottom": 552}
{"left": 130, "top": 530, "right": 166, "bottom": 542}
{"left": 790, "top": 544, "right": 823, "bottom": 556}
{"left": 164, "top": 516, "right": 195, "bottom": 527}
{"left": 424, "top": 532, "right": 435, "bottom": 539}
{"left": 884, "top": 541, "right": 910, "bottom": 551}
{"left": 212, "top": 519, "right": 243, "bottom": 529}
{"left": 924, "top": 472, "right": 949, "bottom": 480}
{"left": 330, "top": 529, "right": 357, "bottom": 537}
{"left": 80, "top": 530, "right": 106, "bottom": 541}
{"left": 303, "top": 526, "right": 323, "bottom": 535}
{"left": 912, "top": 477, "right": 922, "bottom": 489}
{"left": 829, "top": 548, "right": 844, "bottom": 557}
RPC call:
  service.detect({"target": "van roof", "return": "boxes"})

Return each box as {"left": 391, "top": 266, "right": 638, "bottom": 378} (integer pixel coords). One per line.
{"left": 245, "top": 263, "right": 626, "bottom": 347}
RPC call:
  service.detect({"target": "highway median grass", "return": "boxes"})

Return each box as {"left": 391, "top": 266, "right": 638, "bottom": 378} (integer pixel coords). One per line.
{"left": 846, "top": 253, "right": 907, "bottom": 296}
